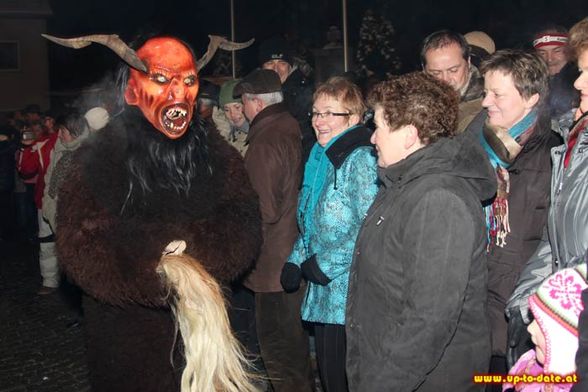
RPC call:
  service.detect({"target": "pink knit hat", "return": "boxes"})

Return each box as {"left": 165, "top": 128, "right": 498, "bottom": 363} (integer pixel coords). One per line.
{"left": 528, "top": 264, "right": 587, "bottom": 375}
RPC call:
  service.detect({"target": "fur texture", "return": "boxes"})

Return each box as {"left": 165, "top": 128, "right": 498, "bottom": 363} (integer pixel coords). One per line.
{"left": 56, "top": 109, "right": 262, "bottom": 307}
{"left": 55, "top": 108, "right": 262, "bottom": 392}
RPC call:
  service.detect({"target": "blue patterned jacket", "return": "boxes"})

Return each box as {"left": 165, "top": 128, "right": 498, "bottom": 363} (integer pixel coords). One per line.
{"left": 288, "top": 126, "right": 378, "bottom": 324}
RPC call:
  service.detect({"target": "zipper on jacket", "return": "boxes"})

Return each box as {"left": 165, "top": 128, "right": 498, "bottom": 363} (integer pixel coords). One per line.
{"left": 556, "top": 180, "right": 563, "bottom": 196}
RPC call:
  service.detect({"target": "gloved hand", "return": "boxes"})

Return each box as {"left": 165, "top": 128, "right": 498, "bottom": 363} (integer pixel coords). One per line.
{"left": 506, "top": 307, "right": 532, "bottom": 368}
{"left": 301, "top": 255, "right": 331, "bottom": 286}
{"left": 280, "top": 262, "right": 302, "bottom": 292}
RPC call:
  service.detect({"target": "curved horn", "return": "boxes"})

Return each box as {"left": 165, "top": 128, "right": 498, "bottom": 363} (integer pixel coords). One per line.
{"left": 41, "top": 34, "right": 148, "bottom": 73}
{"left": 196, "top": 35, "right": 255, "bottom": 71}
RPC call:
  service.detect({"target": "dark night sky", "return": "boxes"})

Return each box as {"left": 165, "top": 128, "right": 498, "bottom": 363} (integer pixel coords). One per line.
{"left": 45, "top": 0, "right": 588, "bottom": 90}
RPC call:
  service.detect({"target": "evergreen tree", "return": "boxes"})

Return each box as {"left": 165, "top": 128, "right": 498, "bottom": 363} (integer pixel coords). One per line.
{"left": 355, "top": 9, "right": 401, "bottom": 79}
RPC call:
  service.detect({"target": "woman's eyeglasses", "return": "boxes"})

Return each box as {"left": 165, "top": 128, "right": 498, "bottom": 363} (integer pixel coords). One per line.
{"left": 308, "top": 111, "right": 351, "bottom": 120}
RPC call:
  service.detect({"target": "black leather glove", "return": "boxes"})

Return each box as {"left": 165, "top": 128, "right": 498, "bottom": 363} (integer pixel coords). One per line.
{"left": 301, "top": 255, "right": 331, "bottom": 286}
{"left": 280, "top": 262, "right": 302, "bottom": 292}
{"left": 506, "top": 307, "right": 533, "bottom": 368}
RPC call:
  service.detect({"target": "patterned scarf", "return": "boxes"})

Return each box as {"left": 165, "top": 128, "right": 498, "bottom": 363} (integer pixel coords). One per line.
{"left": 228, "top": 121, "right": 249, "bottom": 142}
{"left": 480, "top": 109, "right": 538, "bottom": 248}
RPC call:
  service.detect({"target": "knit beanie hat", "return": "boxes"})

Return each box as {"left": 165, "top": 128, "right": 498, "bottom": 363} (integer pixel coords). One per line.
{"left": 528, "top": 263, "right": 588, "bottom": 375}
{"left": 219, "top": 79, "right": 242, "bottom": 107}
{"left": 258, "top": 37, "right": 294, "bottom": 66}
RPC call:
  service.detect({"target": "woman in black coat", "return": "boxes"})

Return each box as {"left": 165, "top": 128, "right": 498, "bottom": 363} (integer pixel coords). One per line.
{"left": 345, "top": 72, "right": 496, "bottom": 392}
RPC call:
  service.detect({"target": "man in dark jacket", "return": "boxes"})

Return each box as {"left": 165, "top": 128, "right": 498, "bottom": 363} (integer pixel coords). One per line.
{"left": 532, "top": 25, "right": 580, "bottom": 120}
{"left": 259, "top": 37, "right": 315, "bottom": 160}
{"left": 346, "top": 72, "right": 496, "bottom": 391}
{"left": 235, "top": 69, "right": 314, "bottom": 392}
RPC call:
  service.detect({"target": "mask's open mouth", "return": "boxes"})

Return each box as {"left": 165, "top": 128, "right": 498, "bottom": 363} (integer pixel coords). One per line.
{"left": 161, "top": 103, "right": 189, "bottom": 135}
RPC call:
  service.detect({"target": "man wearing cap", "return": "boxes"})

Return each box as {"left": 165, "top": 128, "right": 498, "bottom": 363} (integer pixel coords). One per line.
{"left": 421, "top": 30, "right": 485, "bottom": 133}
{"left": 464, "top": 31, "right": 496, "bottom": 68}
{"left": 533, "top": 25, "right": 580, "bottom": 120}
{"left": 234, "top": 69, "right": 314, "bottom": 392}
{"left": 259, "top": 36, "right": 315, "bottom": 161}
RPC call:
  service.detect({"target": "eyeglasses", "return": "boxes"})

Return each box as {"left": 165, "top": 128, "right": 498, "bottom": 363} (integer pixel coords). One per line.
{"left": 308, "top": 111, "right": 351, "bottom": 120}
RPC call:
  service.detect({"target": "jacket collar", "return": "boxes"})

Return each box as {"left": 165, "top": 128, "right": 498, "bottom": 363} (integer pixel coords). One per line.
{"left": 325, "top": 125, "right": 373, "bottom": 169}
{"left": 378, "top": 144, "right": 429, "bottom": 189}
{"left": 461, "top": 65, "right": 484, "bottom": 102}
{"left": 246, "top": 102, "right": 288, "bottom": 144}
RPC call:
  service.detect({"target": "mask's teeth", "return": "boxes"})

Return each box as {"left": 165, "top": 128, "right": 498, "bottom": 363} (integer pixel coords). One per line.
{"left": 165, "top": 107, "right": 187, "bottom": 120}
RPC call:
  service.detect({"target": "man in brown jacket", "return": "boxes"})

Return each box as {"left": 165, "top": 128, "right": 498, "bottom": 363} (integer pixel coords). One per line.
{"left": 234, "top": 69, "right": 314, "bottom": 392}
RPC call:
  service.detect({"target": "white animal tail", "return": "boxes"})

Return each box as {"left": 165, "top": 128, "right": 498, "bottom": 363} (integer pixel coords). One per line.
{"left": 157, "top": 241, "right": 259, "bottom": 392}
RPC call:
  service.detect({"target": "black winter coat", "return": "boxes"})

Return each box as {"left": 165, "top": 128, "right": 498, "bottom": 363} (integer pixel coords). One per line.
{"left": 466, "top": 110, "right": 562, "bottom": 357}
{"left": 346, "top": 130, "right": 497, "bottom": 392}
{"left": 548, "top": 62, "right": 580, "bottom": 119}
{"left": 282, "top": 68, "right": 315, "bottom": 161}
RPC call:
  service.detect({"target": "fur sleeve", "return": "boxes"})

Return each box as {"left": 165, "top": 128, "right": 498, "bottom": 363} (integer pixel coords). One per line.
{"left": 55, "top": 127, "right": 261, "bottom": 307}
{"left": 181, "top": 128, "right": 262, "bottom": 282}
{"left": 55, "top": 153, "right": 169, "bottom": 306}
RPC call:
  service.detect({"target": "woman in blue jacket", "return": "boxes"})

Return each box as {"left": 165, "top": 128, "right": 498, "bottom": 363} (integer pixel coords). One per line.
{"left": 281, "top": 76, "right": 378, "bottom": 392}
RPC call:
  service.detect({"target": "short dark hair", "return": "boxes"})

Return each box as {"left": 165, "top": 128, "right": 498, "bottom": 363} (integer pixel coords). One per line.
{"left": 55, "top": 112, "right": 88, "bottom": 139}
{"left": 420, "top": 30, "right": 470, "bottom": 66}
{"left": 535, "top": 23, "right": 568, "bottom": 37}
{"left": 368, "top": 72, "right": 459, "bottom": 145}
{"left": 480, "top": 49, "right": 549, "bottom": 104}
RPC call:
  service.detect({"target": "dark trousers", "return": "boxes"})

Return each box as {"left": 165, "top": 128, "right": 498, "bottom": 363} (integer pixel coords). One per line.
{"left": 255, "top": 288, "right": 314, "bottom": 392}
{"left": 314, "top": 323, "right": 348, "bottom": 392}
{"left": 228, "top": 284, "right": 266, "bottom": 375}
{"left": 0, "top": 191, "right": 14, "bottom": 239}
{"left": 15, "top": 184, "right": 37, "bottom": 239}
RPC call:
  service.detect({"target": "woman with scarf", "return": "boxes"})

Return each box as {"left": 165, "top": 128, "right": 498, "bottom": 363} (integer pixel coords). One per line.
{"left": 501, "top": 18, "right": 588, "bottom": 392}
{"left": 280, "top": 76, "right": 378, "bottom": 392}
{"left": 465, "top": 49, "right": 562, "bottom": 384}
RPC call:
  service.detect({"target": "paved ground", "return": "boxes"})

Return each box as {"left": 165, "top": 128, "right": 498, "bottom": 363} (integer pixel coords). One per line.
{"left": 0, "top": 239, "right": 89, "bottom": 392}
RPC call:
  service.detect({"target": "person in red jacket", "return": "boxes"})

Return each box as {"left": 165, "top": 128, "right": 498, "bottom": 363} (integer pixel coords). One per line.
{"left": 17, "top": 125, "right": 59, "bottom": 295}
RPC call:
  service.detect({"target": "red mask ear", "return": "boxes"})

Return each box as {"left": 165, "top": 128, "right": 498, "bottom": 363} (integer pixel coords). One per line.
{"left": 124, "top": 77, "right": 139, "bottom": 105}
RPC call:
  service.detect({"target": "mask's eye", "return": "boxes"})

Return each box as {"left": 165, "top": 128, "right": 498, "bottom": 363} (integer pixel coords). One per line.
{"left": 184, "top": 75, "right": 196, "bottom": 86}
{"left": 151, "top": 74, "right": 169, "bottom": 84}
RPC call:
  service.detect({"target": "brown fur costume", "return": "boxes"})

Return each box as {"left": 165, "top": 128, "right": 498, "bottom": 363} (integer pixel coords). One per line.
{"left": 55, "top": 107, "right": 261, "bottom": 391}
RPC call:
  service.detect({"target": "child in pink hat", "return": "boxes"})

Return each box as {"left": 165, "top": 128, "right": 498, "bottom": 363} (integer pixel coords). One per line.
{"left": 504, "top": 264, "right": 586, "bottom": 391}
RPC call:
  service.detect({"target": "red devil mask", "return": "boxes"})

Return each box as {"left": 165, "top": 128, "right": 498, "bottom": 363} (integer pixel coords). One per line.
{"left": 124, "top": 37, "right": 199, "bottom": 139}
